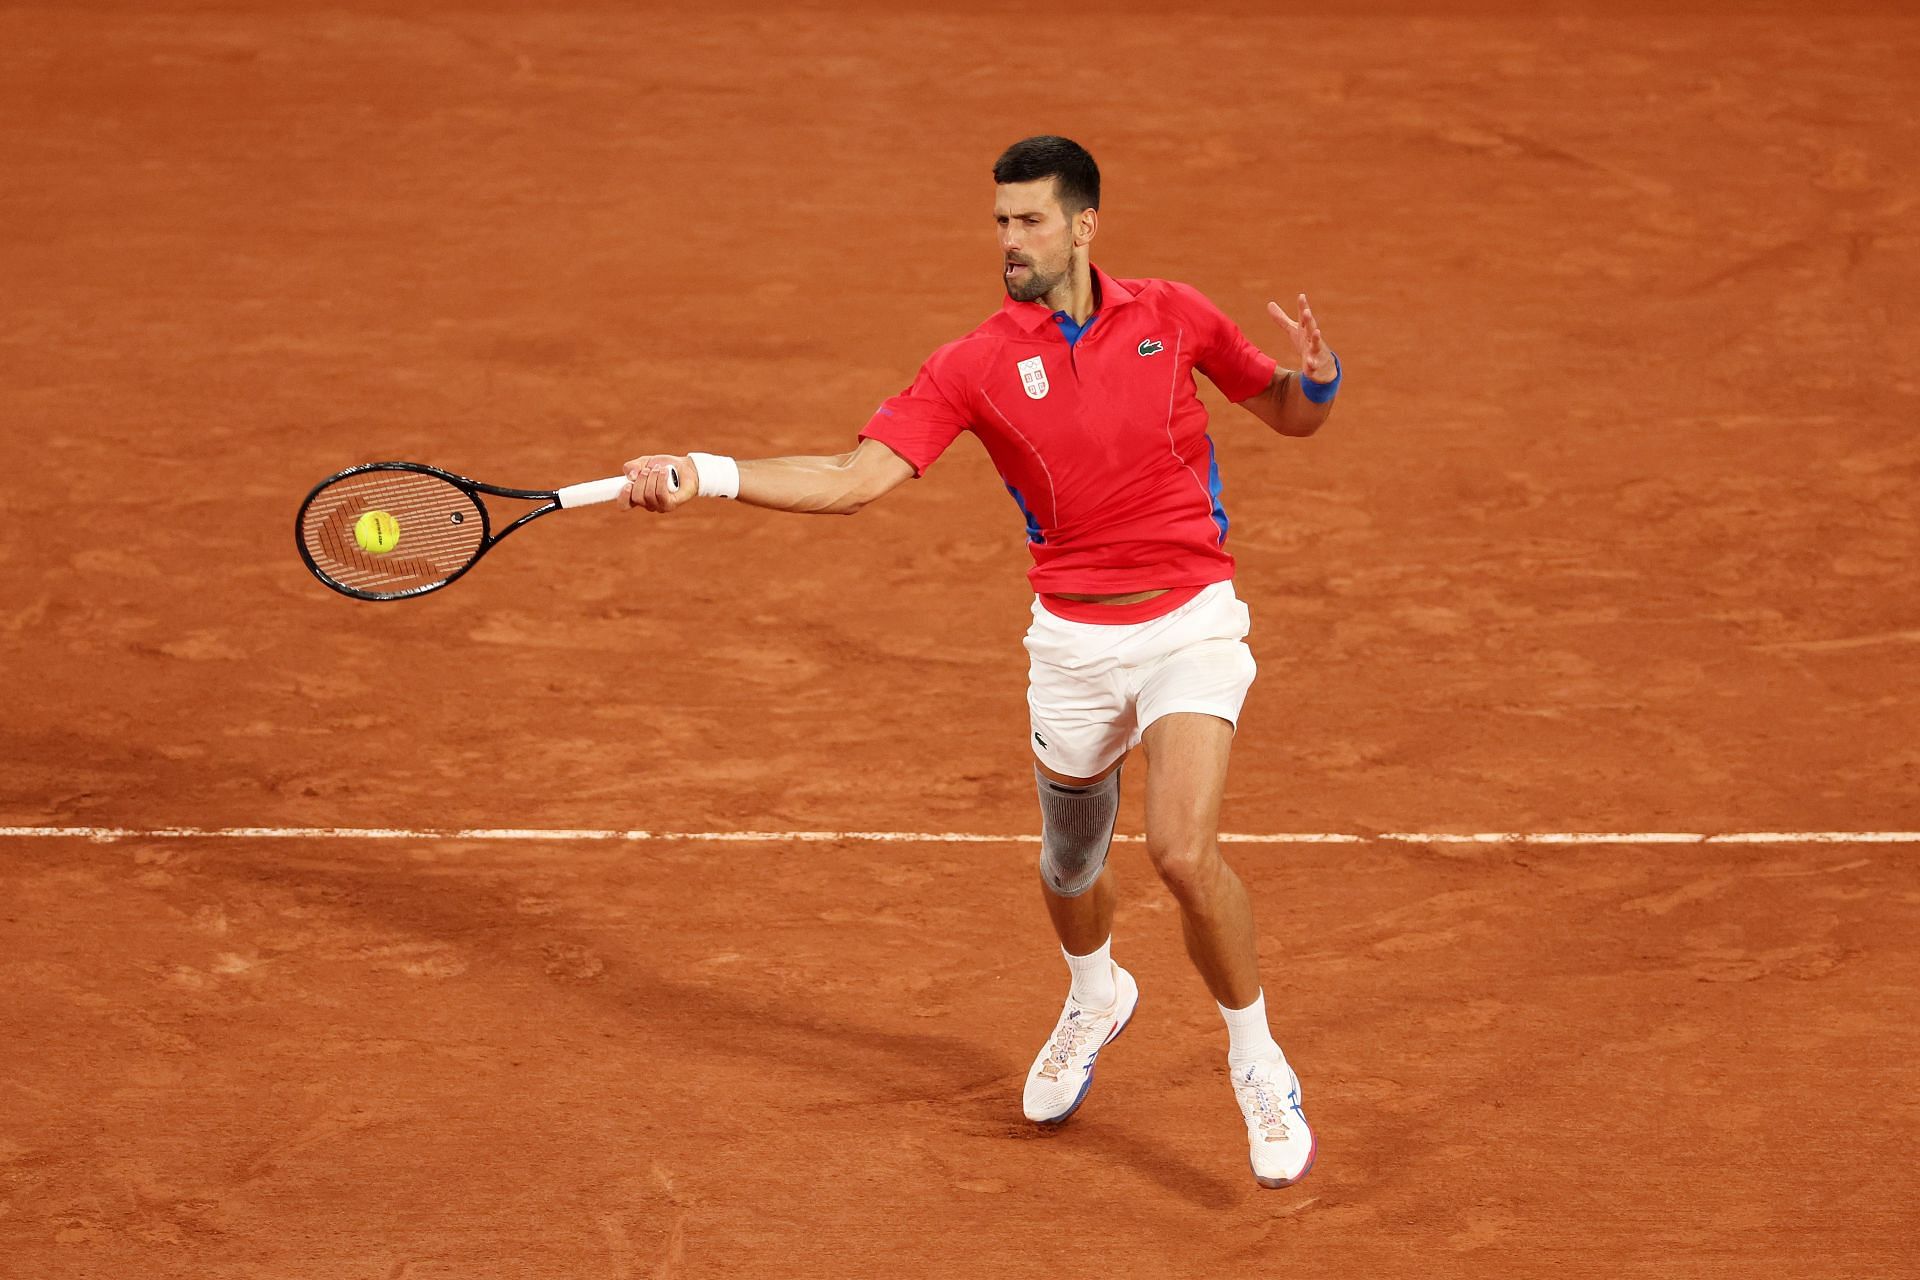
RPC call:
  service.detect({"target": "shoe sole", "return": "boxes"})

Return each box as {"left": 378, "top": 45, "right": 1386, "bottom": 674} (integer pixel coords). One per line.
{"left": 1253, "top": 1134, "right": 1316, "bottom": 1189}
{"left": 1030, "top": 991, "right": 1139, "bottom": 1127}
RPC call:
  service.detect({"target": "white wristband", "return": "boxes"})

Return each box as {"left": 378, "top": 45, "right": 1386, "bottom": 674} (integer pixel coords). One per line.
{"left": 687, "top": 452, "right": 740, "bottom": 500}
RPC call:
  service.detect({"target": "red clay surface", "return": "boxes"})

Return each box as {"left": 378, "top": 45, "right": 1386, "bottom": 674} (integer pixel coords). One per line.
{"left": 3, "top": 3, "right": 1917, "bottom": 1276}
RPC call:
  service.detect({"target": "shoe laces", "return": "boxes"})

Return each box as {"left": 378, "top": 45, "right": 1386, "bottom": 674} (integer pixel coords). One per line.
{"left": 1236, "top": 1064, "right": 1293, "bottom": 1141}
{"left": 1049, "top": 1007, "right": 1097, "bottom": 1066}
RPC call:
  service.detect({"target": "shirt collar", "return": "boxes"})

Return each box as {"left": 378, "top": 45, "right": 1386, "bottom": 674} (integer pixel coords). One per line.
{"left": 998, "top": 265, "right": 1137, "bottom": 333}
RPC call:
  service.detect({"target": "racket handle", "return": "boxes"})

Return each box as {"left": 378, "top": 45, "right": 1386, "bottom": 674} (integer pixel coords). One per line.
{"left": 557, "top": 467, "right": 680, "bottom": 508}
{"left": 556, "top": 476, "right": 629, "bottom": 508}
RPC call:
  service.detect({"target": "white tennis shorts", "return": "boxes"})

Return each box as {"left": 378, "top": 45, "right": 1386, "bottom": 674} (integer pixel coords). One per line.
{"left": 1024, "top": 580, "right": 1257, "bottom": 780}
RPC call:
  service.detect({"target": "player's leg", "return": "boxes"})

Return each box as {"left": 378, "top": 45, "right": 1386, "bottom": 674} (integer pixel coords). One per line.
{"left": 1024, "top": 751, "right": 1139, "bottom": 1124}
{"left": 1128, "top": 593, "right": 1265, "bottom": 1007}
{"left": 1138, "top": 710, "right": 1313, "bottom": 1188}
{"left": 1137, "top": 712, "right": 1257, "bottom": 1006}
{"left": 1021, "top": 617, "right": 1139, "bottom": 1125}
{"left": 1036, "top": 755, "right": 1119, "bottom": 958}
{"left": 1129, "top": 581, "right": 1315, "bottom": 1187}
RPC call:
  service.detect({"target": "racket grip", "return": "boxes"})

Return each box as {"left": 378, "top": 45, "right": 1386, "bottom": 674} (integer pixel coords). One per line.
{"left": 556, "top": 476, "right": 629, "bottom": 508}
{"left": 558, "top": 467, "right": 679, "bottom": 508}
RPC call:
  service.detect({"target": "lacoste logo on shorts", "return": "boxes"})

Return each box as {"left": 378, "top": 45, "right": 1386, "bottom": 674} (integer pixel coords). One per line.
{"left": 1017, "top": 355, "right": 1049, "bottom": 399}
{"left": 1137, "top": 339, "right": 1164, "bottom": 357}
{"left": 1033, "top": 731, "right": 1049, "bottom": 749}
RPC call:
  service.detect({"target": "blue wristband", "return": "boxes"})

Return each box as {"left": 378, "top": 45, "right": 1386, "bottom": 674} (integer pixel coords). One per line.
{"left": 1298, "top": 351, "right": 1341, "bottom": 404}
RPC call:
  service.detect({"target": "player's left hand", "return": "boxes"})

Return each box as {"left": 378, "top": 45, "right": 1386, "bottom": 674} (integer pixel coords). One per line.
{"left": 1267, "top": 294, "right": 1335, "bottom": 384}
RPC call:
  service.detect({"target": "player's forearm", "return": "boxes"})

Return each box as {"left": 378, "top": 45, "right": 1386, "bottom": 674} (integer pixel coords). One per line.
{"left": 1254, "top": 368, "right": 1335, "bottom": 438}
{"left": 734, "top": 451, "right": 881, "bottom": 516}
{"left": 623, "top": 438, "right": 910, "bottom": 515}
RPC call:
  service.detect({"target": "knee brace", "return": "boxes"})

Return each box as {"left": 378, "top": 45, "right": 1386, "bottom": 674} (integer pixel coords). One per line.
{"left": 1036, "top": 764, "right": 1120, "bottom": 897}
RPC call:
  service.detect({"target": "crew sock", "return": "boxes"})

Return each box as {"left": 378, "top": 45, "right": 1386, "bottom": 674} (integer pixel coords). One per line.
{"left": 1220, "top": 989, "right": 1284, "bottom": 1068}
{"left": 1065, "top": 937, "right": 1117, "bottom": 1008}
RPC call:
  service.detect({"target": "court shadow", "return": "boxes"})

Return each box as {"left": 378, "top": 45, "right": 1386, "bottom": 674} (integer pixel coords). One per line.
{"left": 938, "top": 1071, "right": 1247, "bottom": 1209}
{"left": 1088, "top": 1128, "right": 1247, "bottom": 1209}
{"left": 229, "top": 853, "right": 1020, "bottom": 1096}
{"left": 200, "top": 849, "right": 1252, "bottom": 1203}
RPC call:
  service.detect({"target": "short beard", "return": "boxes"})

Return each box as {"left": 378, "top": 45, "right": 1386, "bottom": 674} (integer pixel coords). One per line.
{"left": 1004, "top": 261, "right": 1062, "bottom": 304}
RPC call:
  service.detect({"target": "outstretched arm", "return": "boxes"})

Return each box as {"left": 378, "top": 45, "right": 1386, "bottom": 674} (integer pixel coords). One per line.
{"left": 620, "top": 436, "right": 915, "bottom": 516}
{"left": 1237, "top": 294, "right": 1341, "bottom": 438}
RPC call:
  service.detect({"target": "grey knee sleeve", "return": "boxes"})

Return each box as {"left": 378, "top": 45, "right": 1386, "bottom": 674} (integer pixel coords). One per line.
{"left": 1036, "top": 764, "right": 1121, "bottom": 897}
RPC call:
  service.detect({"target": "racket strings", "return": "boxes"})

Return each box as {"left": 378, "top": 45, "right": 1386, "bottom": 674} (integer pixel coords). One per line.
{"left": 300, "top": 472, "right": 486, "bottom": 597}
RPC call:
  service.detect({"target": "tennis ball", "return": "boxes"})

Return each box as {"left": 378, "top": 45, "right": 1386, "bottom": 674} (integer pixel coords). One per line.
{"left": 354, "top": 509, "right": 401, "bottom": 555}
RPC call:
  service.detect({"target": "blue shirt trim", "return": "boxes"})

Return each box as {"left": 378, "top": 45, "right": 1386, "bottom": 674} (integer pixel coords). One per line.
{"left": 1205, "top": 434, "right": 1229, "bottom": 544}
{"left": 1006, "top": 484, "right": 1046, "bottom": 544}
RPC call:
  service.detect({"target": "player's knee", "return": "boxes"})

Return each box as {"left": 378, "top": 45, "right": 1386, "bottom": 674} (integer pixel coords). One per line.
{"left": 1036, "top": 764, "right": 1120, "bottom": 899}
{"left": 1039, "top": 853, "right": 1105, "bottom": 898}
{"left": 1146, "top": 837, "right": 1220, "bottom": 905}
{"left": 1037, "top": 818, "right": 1114, "bottom": 898}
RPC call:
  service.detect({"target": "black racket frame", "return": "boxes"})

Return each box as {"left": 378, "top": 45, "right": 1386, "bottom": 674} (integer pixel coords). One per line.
{"left": 295, "top": 461, "right": 567, "bottom": 602}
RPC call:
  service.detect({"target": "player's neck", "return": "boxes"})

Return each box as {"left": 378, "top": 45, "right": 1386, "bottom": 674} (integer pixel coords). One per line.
{"left": 1041, "top": 259, "right": 1096, "bottom": 325}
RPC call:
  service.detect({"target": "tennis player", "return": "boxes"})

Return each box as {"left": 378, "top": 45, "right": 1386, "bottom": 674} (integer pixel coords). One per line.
{"left": 620, "top": 136, "right": 1339, "bottom": 1188}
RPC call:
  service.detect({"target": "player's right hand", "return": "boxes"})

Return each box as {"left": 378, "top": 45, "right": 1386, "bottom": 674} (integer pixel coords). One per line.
{"left": 621, "top": 453, "right": 695, "bottom": 512}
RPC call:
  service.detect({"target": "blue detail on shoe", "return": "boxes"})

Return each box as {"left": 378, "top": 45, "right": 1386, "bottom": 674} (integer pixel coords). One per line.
{"left": 1034, "top": 996, "right": 1137, "bottom": 1127}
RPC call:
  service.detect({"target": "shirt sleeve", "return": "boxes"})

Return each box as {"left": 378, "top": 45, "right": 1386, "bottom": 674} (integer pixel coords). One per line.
{"left": 857, "top": 348, "right": 973, "bottom": 477}
{"left": 1174, "top": 282, "right": 1279, "bottom": 404}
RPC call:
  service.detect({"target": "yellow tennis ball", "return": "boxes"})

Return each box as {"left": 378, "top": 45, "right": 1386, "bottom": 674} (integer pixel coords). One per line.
{"left": 354, "top": 509, "right": 401, "bottom": 555}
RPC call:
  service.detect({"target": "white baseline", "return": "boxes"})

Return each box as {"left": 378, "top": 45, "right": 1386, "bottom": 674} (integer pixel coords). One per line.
{"left": 1, "top": 826, "right": 1917, "bottom": 845}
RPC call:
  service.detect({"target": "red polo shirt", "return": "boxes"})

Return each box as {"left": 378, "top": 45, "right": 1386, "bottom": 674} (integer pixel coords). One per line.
{"left": 859, "top": 267, "right": 1277, "bottom": 607}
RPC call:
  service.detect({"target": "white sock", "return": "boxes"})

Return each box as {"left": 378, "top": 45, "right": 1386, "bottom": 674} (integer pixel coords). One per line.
{"left": 1064, "top": 937, "right": 1117, "bottom": 1008}
{"left": 1219, "top": 990, "right": 1283, "bottom": 1067}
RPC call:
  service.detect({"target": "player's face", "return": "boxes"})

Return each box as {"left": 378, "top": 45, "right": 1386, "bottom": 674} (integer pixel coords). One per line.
{"left": 996, "top": 180, "right": 1075, "bottom": 304}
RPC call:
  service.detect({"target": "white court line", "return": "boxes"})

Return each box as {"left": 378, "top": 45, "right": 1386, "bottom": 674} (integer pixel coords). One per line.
{"left": 1, "top": 826, "right": 1917, "bottom": 845}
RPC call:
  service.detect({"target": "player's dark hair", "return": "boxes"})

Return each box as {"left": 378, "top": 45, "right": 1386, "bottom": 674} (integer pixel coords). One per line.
{"left": 992, "top": 136, "right": 1100, "bottom": 213}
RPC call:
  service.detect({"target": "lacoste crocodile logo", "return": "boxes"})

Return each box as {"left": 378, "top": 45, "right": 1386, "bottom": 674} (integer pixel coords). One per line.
{"left": 1137, "top": 339, "right": 1164, "bottom": 357}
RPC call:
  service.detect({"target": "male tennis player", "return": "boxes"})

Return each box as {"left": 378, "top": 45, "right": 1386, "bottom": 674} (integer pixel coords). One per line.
{"left": 619, "top": 136, "right": 1339, "bottom": 1188}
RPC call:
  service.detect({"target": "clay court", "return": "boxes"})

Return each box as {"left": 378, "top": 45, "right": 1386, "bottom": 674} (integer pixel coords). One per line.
{"left": 3, "top": 1, "right": 1917, "bottom": 1275}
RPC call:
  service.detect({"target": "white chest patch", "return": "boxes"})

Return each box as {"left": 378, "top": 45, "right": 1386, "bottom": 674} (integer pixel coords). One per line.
{"left": 1017, "top": 355, "right": 1050, "bottom": 400}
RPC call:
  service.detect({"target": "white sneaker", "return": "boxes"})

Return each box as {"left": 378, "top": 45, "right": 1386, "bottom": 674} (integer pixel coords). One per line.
{"left": 1021, "top": 964, "right": 1139, "bottom": 1124}
{"left": 1232, "top": 1055, "right": 1315, "bottom": 1187}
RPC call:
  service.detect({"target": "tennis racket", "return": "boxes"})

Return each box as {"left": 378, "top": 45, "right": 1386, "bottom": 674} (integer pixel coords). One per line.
{"left": 295, "top": 460, "right": 675, "bottom": 601}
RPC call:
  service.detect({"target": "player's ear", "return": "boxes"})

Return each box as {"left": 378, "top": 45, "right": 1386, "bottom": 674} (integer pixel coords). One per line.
{"left": 1075, "top": 205, "right": 1098, "bottom": 248}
